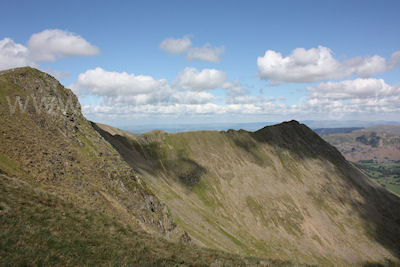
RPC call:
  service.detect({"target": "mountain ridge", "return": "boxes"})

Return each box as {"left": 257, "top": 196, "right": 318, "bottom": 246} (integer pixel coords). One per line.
{"left": 95, "top": 119, "right": 400, "bottom": 265}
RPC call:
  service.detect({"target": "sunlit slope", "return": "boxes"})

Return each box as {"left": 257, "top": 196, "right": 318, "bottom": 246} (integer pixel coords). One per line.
{"left": 96, "top": 121, "right": 400, "bottom": 265}
{"left": 3, "top": 173, "right": 300, "bottom": 266}
{"left": 0, "top": 67, "right": 184, "bottom": 239}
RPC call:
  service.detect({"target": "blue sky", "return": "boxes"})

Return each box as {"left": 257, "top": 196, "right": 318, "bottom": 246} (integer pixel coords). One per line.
{"left": 1, "top": 0, "right": 400, "bottom": 127}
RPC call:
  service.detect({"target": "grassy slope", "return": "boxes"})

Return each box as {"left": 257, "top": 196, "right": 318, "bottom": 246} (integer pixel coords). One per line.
{"left": 1, "top": 174, "right": 291, "bottom": 266}
{"left": 0, "top": 67, "right": 184, "bottom": 239}
{"left": 95, "top": 122, "right": 400, "bottom": 266}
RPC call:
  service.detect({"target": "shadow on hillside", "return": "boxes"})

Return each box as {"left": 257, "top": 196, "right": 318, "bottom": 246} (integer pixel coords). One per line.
{"left": 247, "top": 120, "right": 400, "bottom": 261}
{"left": 91, "top": 122, "right": 206, "bottom": 187}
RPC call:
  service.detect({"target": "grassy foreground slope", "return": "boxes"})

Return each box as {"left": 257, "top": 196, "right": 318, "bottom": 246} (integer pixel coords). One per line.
{"left": 95, "top": 121, "right": 400, "bottom": 266}
{"left": 1, "top": 174, "right": 287, "bottom": 266}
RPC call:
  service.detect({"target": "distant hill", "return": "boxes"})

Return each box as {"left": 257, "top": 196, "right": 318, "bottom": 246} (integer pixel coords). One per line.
{"left": 122, "top": 122, "right": 276, "bottom": 135}
{"left": 113, "top": 121, "right": 400, "bottom": 135}
{"left": 302, "top": 120, "right": 400, "bottom": 129}
{"left": 320, "top": 126, "right": 400, "bottom": 162}
{"left": 314, "top": 127, "right": 363, "bottom": 135}
{"left": 365, "top": 125, "right": 400, "bottom": 135}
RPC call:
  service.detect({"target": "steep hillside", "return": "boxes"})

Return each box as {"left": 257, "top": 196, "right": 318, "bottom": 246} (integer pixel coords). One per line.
{"left": 0, "top": 67, "right": 184, "bottom": 238}
{"left": 1, "top": 173, "right": 289, "bottom": 266}
{"left": 95, "top": 121, "right": 400, "bottom": 265}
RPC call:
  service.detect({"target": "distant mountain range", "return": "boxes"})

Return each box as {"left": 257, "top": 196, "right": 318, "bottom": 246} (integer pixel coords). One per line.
{"left": 119, "top": 121, "right": 400, "bottom": 135}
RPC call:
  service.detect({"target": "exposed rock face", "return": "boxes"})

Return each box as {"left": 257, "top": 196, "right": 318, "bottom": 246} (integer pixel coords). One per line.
{"left": 0, "top": 67, "right": 186, "bottom": 240}
{"left": 95, "top": 120, "right": 400, "bottom": 266}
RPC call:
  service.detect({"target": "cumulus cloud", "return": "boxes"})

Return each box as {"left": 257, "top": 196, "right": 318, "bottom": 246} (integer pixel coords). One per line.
{"left": 187, "top": 44, "right": 225, "bottom": 63}
{"left": 159, "top": 36, "right": 192, "bottom": 55}
{"left": 73, "top": 67, "right": 301, "bottom": 120}
{"left": 73, "top": 67, "right": 299, "bottom": 121}
{"left": 224, "top": 81, "right": 250, "bottom": 97}
{"left": 389, "top": 51, "right": 400, "bottom": 69}
{"left": 297, "top": 95, "right": 400, "bottom": 119}
{"left": 160, "top": 35, "right": 225, "bottom": 63}
{"left": 174, "top": 67, "right": 228, "bottom": 91}
{"left": 307, "top": 78, "right": 400, "bottom": 99}
{"left": 72, "top": 65, "right": 400, "bottom": 120}
{"left": 0, "top": 38, "right": 34, "bottom": 70}
{"left": 27, "top": 29, "right": 99, "bottom": 61}
{"left": 0, "top": 29, "right": 99, "bottom": 71}
{"left": 71, "top": 67, "right": 218, "bottom": 106}
{"left": 170, "top": 91, "right": 217, "bottom": 104}
{"left": 71, "top": 67, "right": 169, "bottom": 96}
{"left": 257, "top": 46, "right": 400, "bottom": 83}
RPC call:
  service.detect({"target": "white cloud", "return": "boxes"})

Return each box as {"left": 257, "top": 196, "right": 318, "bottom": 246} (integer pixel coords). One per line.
{"left": 299, "top": 95, "right": 400, "bottom": 119}
{"left": 81, "top": 90, "right": 400, "bottom": 121}
{"left": 344, "top": 55, "right": 387, "bottom": 77}
{"left": 49, "top": 70, "right": 71, "bottom": 80}
{"left": 307, "top": 78, "right": 400, "bottom": 99}
{"left": 257, "top": 46, "right": 400, "bottom": 83}
{"left": 171, "top": 91, "right": 217, "bottom": 104}
{"left": 187, "top": 44, "right": 225, "bottom": 63}
{"left": 73, "top": 67, "right": 290, "bottom": 119}
{"left": 349, "top": 95, "right": 400, "bottom": 113}
{"left": 71, "top": 67, "right": 217, "bottom": 106}
{"left": 174, "top": 67, "right": 228, "bottom": 91}
{"left": 0, "top": 29, "right": 99, "bottom": 71}
{"left": 389, "top": 51, "right": 400, "bottom": 69}
{"left": 160, "top": 35, "right": 225, "bottom": 63}
{"left": 224, "top": 81, "right": 250, "bottom": 97}
{"left": 71, "top": 67, "right": 169, "bottom": 96}
{"left": 0, "top": 38, "right": 34, "bottom": 70}
{"left": 83, "top": 103, "right": 263, "bottom": 117}
{"left": 27, "top": 29, "right": 99, "bottom": 61}
{"left": 159, "top": 36, "right": 192, "bottom": 55}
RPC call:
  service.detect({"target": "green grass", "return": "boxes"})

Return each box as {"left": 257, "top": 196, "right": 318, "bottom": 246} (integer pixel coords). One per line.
{"left": 354, "top": 160, "right": 400, "bottom": 195}
{"left": 0, "top": 153, "right": 25, "bottom": 178}
{"left": 0, "top": 174, "right": 287, "bottom": 266}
